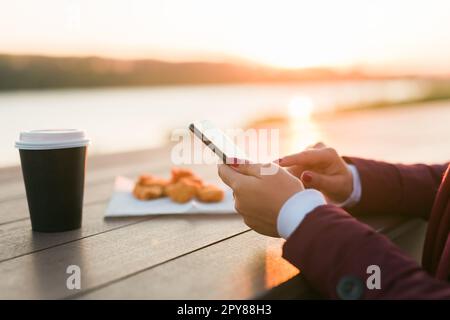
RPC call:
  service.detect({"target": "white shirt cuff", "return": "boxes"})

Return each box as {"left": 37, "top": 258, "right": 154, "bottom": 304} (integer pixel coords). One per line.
{"left": 277, "top": 189, "right": 326, "bottom": 239}
{"left": 333, "top": 164, "right": 362, "bottom": 208}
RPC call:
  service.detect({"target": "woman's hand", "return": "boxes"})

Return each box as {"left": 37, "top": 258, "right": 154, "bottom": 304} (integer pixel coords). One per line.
{"left": 278, "top": 143, "right": 353, "bottom": 204}
{"left": 218, "top": 162, "right": 304, "bottom": 237}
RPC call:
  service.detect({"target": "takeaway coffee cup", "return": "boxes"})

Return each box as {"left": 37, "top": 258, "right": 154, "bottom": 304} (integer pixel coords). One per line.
{"left": 15, "top": 129, "right": 90, "bottom": 232}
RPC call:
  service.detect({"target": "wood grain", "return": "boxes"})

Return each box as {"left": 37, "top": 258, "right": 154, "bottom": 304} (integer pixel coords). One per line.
{"left": 0, "top": 145, "right": 174, "bottom": 202}
{"left": 78, "top": 220, "right": 426, "bottom": 299}
{"left": 0, "top": 163, "right": 407, "bottom": 264}
{"left": 389, "top": 219, "right": 427, "bottom": 263}
{"left": 79, "top": 219, "right": 427, "bottom": 299}
{"left": 0, "top": 214, "right": 247, "bottom": 299}
{"left": 0, "top": 212, "right": 411, "bottom": 299}
{"left": 0, "top": 202, "right": 146, "bottom": 262}
{"left": 0, "top": 150, "right": 218, "bottom": 225}
{"left": 0, "top": 165, "right": 221, "bottom": 261}
{"left": 0, "top": 182, "right": 114, "bottom": 225}
{"left": 0, "top": 144, "right": 427, "bottom": 300}
{"left": 79, "top": 230, "right": 297, "bottom": 299}
{"left": 0, "top": 165, "right": 22, "bottom": 183}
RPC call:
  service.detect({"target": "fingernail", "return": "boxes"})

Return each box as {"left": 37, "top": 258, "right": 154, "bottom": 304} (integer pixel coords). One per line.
{"left": 226, "top": 157, "right": 236, "bottom": 164}
{"left": 275, "top": 158, "right": 283, "bottom": 164}
{"left": 227, "top": 157, "right": 240, "bottom": 167}
{"left": 302, "top": 172, "right": 312, "bottom": 183}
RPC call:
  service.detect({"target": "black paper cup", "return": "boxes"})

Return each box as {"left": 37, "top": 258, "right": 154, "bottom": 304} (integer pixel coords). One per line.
{"left": 16, "top": 130, "right": 89, "bottom": 232}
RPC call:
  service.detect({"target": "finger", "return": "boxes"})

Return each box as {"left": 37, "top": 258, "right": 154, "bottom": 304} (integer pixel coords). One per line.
{"left": 300, "top": 170, "right": 333, "bottom": 190}
{"left": 311, "top": 142, "right": 326, "bottom": 149}
{"left": 217, "top": 164, "right": 240, "bottom": 189}
{"left": 287, "top": 166, "right": 301, "bottom": 177}
{"left": 218, "top": 164, "right": 254, "bottom": 190}
{"left": 225, "top": 157, "right": 250, "bottom": 166}
{"left": 306, "top": 141, "right": 325, "bottom": 149}
{"left": 233, "top": 162, "right": 263, "bottom": 178}
{"left": 278, "top": 148, "right": 333, "bottom": 167}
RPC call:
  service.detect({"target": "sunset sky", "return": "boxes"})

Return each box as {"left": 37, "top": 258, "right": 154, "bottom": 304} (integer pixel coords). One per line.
{"left": 1, "top": 0, "right": 450, "bottom": 75}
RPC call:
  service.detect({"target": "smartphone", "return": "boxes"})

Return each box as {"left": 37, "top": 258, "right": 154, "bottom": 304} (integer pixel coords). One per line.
{"left": 189, "top": 120, "right": 247, "bottom": 164}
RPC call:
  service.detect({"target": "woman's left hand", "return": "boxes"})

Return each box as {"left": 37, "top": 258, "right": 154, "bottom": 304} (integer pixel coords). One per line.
{"left": 218, "top": 162, "right": 304, "bottom": 237}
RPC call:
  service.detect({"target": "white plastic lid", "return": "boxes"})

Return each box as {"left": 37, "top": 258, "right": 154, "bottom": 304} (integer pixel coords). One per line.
{"left": 15, "top": 129, "right": 90, "bottom": 150}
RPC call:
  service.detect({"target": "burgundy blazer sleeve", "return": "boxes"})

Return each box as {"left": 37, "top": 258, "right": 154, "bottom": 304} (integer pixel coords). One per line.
{"left": 283, "top": 205, "right": 450, "bottom": 299}
{"left": 343, "top": 157, "right": 448, "bottom": 219}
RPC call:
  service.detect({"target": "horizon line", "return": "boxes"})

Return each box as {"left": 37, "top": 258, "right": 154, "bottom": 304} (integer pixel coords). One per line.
{"left": 1, "top": 51, "right": 449, "bottom": 79}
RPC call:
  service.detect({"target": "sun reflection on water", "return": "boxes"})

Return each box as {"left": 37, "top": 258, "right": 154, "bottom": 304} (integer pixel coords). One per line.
{"left": 244, "top": 95, "right": 323, "bottom": 160}
{"left": 286, "top": 95, "right": 323, "bottom": 154}
{"left": 288, "top": 96, "right": 314, "bottom": 120}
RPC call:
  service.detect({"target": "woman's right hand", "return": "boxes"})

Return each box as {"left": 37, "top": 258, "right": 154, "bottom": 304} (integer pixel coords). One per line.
{"left": 278, "top": 143, "right": 354, "bottom": 204}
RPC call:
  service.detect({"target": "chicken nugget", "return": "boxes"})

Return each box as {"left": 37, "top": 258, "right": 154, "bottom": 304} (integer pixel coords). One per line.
{"left": 165, "top": 179, "right": 198, "bottom": 203}
{"left": 170, "top": 167, "right": 197, "bottom": 183}
{"left": 136, "top": 174, "right": 154, "bottom": 186}
{"left": 135, "top": 174, "right": 170, "bottom": 197}
{"left": 137, "top": 174, "right": 170, "bottom": 187}
{"left": 196, "top": 184, "right": 224, "bottom": 203}
{"left": 179, "top": 176, "right": 203, "bottom": 189}
{"left": 133, "top": 184, "right": 164, "bottom": 200}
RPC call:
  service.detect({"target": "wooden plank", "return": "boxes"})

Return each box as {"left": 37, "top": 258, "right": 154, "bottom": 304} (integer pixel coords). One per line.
{"left": 0, "top": 165, "right": 221, "bottom": 261}
{"left": 79, "top": 218, "right": 424, "bottom": 300}
{"left": 80, "top": 231, "right": 297, "bottom": 299}
{"left": 0, "top": 165, "right": 165, "bottom": 225}
{"left": 0, "top": 197, "right": 30, "bottom": 225}
{"left": 0, "top": 182, "right": 114, "bottom": 225}
{"left": 0, "top": 146, "right": 169, "bottom": 183}
{"left": 389, "top": 219, "right": 427, "bottom": 263}
{"left": 0, "top": 145, "right": 175, "bottom": 201}
{"left": 0, "top": 164, "right": 408, "bottom": 262}
{"left": 0, "top": 143, "right": 425, "bottom": 300}
{"left": 358, "top": 215, "right": 409, "bottom": 234}
{"left": 0, "top": 202, "right": 146, "bottom": 262}
{"left": 0, "top": 157, "right": 218, "bottom": 225}
{"left": 259, "top": 219, "right": 429, "bottom": 299}
{"left": 0, "top": 194, "right": 419, "bottom": 299}
{"left": 0, "top": 214, "right": 247, "bottom": 299}
{"left": 0, "top": 165, "right": 22, "bottom": 183}
{"left": 0, "top": 181, "right": 26, "bottom": 202}
{"left": 0, "top": 159, "right": 168, "bottom": 202}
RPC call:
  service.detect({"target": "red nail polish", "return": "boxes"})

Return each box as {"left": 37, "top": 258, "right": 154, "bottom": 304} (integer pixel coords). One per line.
{"left": 225, "top": 157, "right": 236, "bottom": 165}
{"left": 302, "top": 172, "right": 312, "bottom": 183}
{"left": 226, "top": 157, "right": 239, "bottom": 167}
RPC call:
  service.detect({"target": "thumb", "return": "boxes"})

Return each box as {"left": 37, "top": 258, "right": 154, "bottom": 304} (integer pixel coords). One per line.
{"left": 218, "top": 164, "right": 240, "bottom": 189}
{"left": 300, "top": 171, "right": 331, "bottom": 191}
{"left": 234, "top": 162, "right": 263, "bottom": 178}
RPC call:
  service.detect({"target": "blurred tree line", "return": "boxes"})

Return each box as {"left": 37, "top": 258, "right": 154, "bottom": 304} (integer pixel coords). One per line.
{"left": 0, "top": 54, "right": 369, "bottom": 90}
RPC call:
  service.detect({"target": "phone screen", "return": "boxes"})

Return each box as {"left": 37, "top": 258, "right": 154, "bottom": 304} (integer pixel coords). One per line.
{"left": 189, "top": 120, "right": 246, "bottom": 163}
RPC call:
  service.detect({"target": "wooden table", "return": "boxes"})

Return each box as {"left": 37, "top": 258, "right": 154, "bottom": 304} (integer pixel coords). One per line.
{"left": 0, "top": 146, "right": 428, "bottom": 299}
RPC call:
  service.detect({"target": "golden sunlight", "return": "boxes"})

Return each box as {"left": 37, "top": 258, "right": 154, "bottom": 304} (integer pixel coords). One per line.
{"left": 288, "top": 96, "right": 314, "bottom": 120}
{"left": 1, "top": 0, "right": 450, "bottom": 74}
{"left": 287, "top": 95, "right": 322, "bottom": 153}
